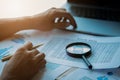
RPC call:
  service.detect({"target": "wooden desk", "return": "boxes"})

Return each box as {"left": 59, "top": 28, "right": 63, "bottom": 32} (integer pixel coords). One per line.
{"left": 0, "top": 0, "right": 66, "bottom": 18}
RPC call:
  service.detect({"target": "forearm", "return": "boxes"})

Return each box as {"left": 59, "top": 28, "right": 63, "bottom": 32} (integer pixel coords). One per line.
{"left": 0, "top": 16, "right": 37, "bottom": 40}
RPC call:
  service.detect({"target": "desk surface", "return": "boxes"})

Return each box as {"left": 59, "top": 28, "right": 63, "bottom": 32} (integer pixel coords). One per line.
{"left": 0, "top": 0, "right": 66, "bottom": 18}
{"left": 0, "top": 30, "right": 120, "bottom": 80}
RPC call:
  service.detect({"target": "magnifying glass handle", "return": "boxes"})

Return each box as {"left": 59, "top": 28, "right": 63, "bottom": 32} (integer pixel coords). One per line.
{"left": 82, "top": 55, "right": 92, "bottom": 69}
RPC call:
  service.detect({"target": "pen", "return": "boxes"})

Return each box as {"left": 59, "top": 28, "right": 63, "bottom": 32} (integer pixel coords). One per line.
{"left": 1, "top": 44, "right": 43, "bottom": 62}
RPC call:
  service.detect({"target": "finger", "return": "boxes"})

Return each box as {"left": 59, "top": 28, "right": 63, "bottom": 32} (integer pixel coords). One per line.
{"left": 39, "top": 59, "right": 46, "bottom": 65}
{"left": 29, "top": 49, "right": 39, "bottom": 56}
{"left": 54, "top": 22, "right": 70, "bottom": 29}
{"left": 57, "top": 17, "right": 66, "bottom": 23}
{"left": 55, "top": 17, "right": 62, "bottom": 23}
{"left": 63, "top": 17, "right": 69, "bottom": 23}
{"left": 37, "top": 59, "right": 46, "bottom": 68}
{"left": 33, "top": 53, "right": 45, "bottom": 62}
{"left": 23, "top": 42, "right": 33, "bottom": 50}
{"left": 63, "top": 17, "right": 67, "bottom": 22}
{"left": 33, "top": 59, "right": 46, "bottom": 73}
{"left": 58, "top": 17, "right": 63, "bottom": 22}
{"left": 53, "top": 12, "right": 77, "bottom": 28}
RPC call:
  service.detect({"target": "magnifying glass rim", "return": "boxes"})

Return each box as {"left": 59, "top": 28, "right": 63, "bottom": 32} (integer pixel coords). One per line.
{"left": 66, "top": 42, "right": 92, "bottom": 58}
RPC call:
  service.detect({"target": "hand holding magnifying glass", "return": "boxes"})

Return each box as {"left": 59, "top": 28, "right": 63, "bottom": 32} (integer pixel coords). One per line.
{"left": 66, "top": 42, "right": 93, "bottom": 69}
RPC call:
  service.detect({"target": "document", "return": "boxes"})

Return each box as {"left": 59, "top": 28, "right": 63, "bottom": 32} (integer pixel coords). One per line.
{"left": 32, "top": 62, "right": 71, "bottom": 80}
{"left": 25, "top": 29, "right": 120, "bottom": 69}
{"left": 0, "top": 29, "right": 120, "bottom": 70}
{"left": 60, "top": 68, "right": 120, "bottom": 80}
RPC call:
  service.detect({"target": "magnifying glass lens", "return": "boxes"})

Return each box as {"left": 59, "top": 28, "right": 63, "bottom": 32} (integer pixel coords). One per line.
{"left": 67, "top": 45, "right": 91, "bottom": 54}
{"left": 66, "top": 42, "right": 93, "bottom": 69}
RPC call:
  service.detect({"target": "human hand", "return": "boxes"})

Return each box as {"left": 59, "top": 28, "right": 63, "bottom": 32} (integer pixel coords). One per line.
{"left": 1, "top": 42, "right": 46, "bottom": 80}
{"left": 32, "top": 7, "right": 77, "bottom": 30}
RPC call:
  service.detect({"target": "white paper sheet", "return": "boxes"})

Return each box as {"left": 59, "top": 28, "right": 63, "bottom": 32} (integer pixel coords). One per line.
{"left": 25, "top": 29, "right": 120, "bottom": 69}
{"left": 32, "top": 62, "right": 71, "bottom": 80}
{"left": 60, "top": 68, "right": 120, "bottom": 80}
{"left": 1, "top": 29, "right": 120, "bottom": 71}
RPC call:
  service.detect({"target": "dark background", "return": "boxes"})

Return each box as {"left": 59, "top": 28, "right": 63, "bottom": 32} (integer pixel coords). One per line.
{"left": 68, "top": 0, "right": 120, "bottom": 9}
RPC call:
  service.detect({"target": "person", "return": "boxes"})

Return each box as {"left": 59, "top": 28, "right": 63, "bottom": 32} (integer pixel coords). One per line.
{"left": 0, "top": 8, "right": 76, "bottom": 80}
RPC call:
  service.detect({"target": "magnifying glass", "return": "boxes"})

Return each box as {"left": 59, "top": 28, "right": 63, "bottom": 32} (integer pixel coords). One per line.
{"left": 66, "top": 42, "right": 93, "bottom": 69}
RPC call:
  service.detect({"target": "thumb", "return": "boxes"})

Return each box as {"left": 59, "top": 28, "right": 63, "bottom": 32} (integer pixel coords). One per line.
{"left": 23, "top": 41, "right": 33, "bottom": 50}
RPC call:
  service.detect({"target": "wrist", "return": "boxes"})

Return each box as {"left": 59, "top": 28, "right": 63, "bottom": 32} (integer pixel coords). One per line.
{"left": 18, "top": 16, "right": 34, "bottom": 30}
{"left": 24, "top": 14, "right": 41, "bottom": 30}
